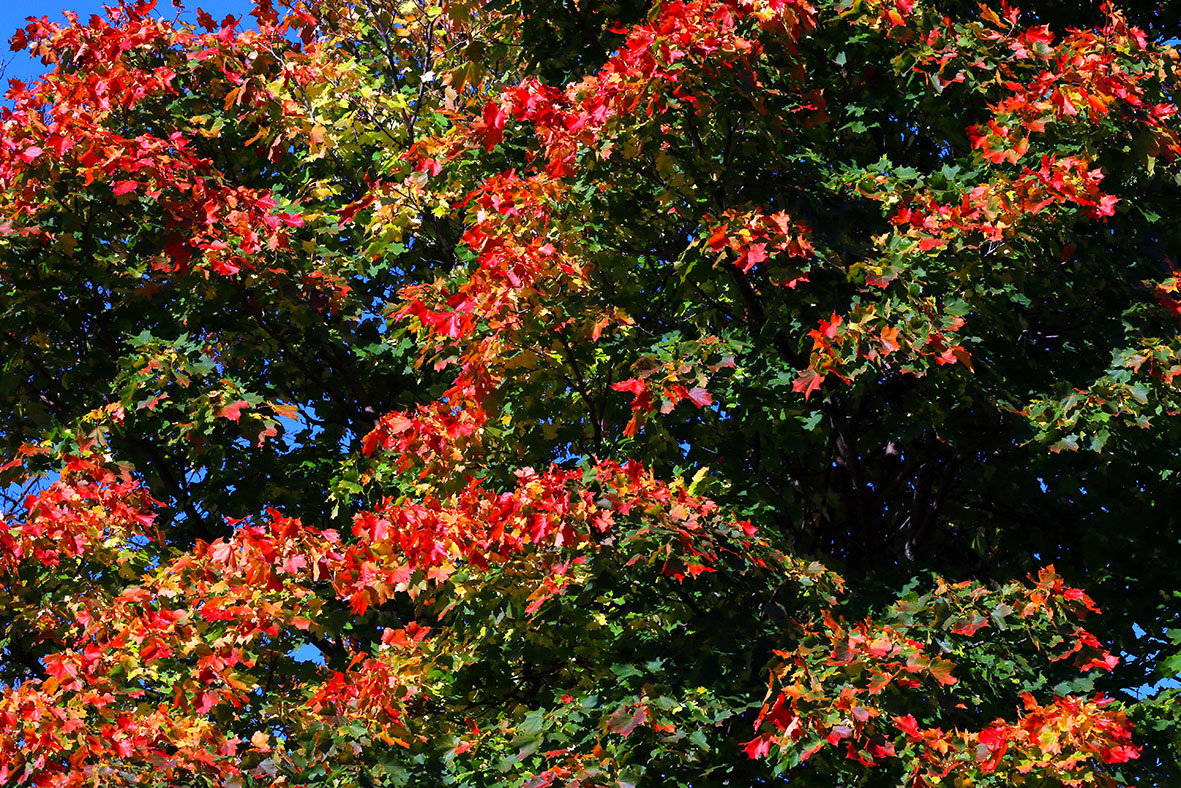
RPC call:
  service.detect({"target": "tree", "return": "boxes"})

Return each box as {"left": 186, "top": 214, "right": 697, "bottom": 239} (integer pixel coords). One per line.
{"left": 0, "top": 0, "right": 1177, "bottom": 784}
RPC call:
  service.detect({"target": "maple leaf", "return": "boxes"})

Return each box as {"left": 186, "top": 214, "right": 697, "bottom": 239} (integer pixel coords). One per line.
{"left": 879, "top": 326, "right": 901, "bottom": 354}
{"left": 217, "top": 400, "right": 251, "bottom": 422}
{"left": 928, "top": 658, "right": 958, "bottom": 685}
{"left": 1080, "top": 653, "right": 1120, "bottom": 672}
{"left": 744, "top": 736, "right": 773, "bottom": 759}
{"left": 607, "top": 704, "right": 648, "bottom": 737}
{"left": 793, "top": 368, "right": 824, "bottom": 400}
{"left": 737, "top": 242, "right": 768, "bottom": 273}
{"left": 361, "top": 427, "right": 387, "bottom": 457}
{"left": 1103, "top": 744, "right": 1143, "bottom": 764}
{"left": 706, "top": 223, "right": 729, "bottom": 250}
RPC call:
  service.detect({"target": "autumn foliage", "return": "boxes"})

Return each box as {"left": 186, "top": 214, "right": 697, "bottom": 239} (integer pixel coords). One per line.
{"left": 0, "top": 0, "right": 1178, "bottom": 785}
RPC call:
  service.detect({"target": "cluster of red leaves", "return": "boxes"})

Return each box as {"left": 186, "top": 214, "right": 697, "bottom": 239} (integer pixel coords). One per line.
{"left": 348, "top": 457, "right": 757, "bottom": 605}
{"left": 878, "top": 2, "right": 1178, "bottom": 246}
{"left": 890, "top": 155, "right": 1119, "bottom": 250}
{"left": 790, "top": 2, "right": 1176, "bottom": 405}
{"left": 384, "top": 0, "right": 830, "bottom": 458}
{"left": 397, "top": 172, "right": 586, "bottom": 345}
{"left": 466, "top": 0, "right": 818, "bottom": 176}
{"left": 918, "top": 6, "right": 1181, "bottom": 163}
{"left": 0, "top": 2, "right": 314, "bottom": 280}
{"left": 0, "top": 453, "right": 160, "bottom": 573}
{"left": 892, "top": 694, "right": 1140, "bottom": 785}
{"left": 0, "top": 680, "right": 238, "bottom": 786}
{"left": 611, "top": 376, "right": 713, "bottom": 437}
{"left": 375, "top": 175, "right": 579, "bottom": 475}
{"left": 0, "top": 447, "right": 769, "bottom": 785}
{"left": 303, "top": 622, "right": 434, "bottom": 749}
{"left": 841, "top": 0, "right": 918, "bottom": 29}
{"left": 362, "top": 400, "right": 488, "bottom": 476}
{"left": 744, "top": 568, "right": 1133, "bottom": 783}
{"left": 792, "top": 303, "right": 970, "bottom": 399}
{"left": 0, "top": 504, "right": 348, "bottom": 785}
{"left": 610, "top": 336, "right": 736, "bottom": 436}
{"left": 705, "top": 207, "right": 814, "bottom": 282}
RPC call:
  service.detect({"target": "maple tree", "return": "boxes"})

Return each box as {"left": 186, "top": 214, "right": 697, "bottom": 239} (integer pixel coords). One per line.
{"left": 0, "top": 0, "right": 1178, "bottom": 784}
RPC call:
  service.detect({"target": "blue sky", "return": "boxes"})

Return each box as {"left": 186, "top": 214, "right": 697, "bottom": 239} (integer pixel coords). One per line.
{"left": 0, "top": 0, "right": 254, "bottom": 86}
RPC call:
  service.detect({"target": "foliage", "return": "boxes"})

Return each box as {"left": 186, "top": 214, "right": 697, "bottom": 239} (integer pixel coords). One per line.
{"left": 0, "top": 0, "right": 1177, "bottom": 785}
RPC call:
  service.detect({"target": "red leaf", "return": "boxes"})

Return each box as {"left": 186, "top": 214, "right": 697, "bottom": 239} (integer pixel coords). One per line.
{"left": 743, "top": 736, "right": 773, "bottom": 759}
{"left": 950, "top": 615, "right": 988, "bottom": 636}
{"left": 894, "top": 714, "right": 920, "bottom": 737}
{"left": 1081, "top": 652, "right": 1119, "bottom": 672}
{"left": 217, "top": 400, "right": 251, "bottom": 422}
{"left": 606, "top": 704, "right": 647, "bottom": 737}
{"left": 415, "top": 157, "right": 443, "bottom": 176}
{"left": 208, "top": 542, "right": 233, "bottom": 563}
{"left": 112, "top": 180, "right": 139, "bottom": 195}
{"left": 706, "top": 223, "right": 729, "bottom": 250}
{"left": 822, "top": 313, "right": 842, "bottom": 338}
{"left": 1102, "top": 744, "right": 1142, "bottom": 764}
{"left": 928, "top": 658, "right": 958, "bottom": 685}
{"left": 349, "top": 589, "right": 370, "bottom": 615}
{"left": 1094, "top": 194, "right": 1119, "bottom": 217}
{"left": 195, "top": 691, "right": 217, "bottom": 714}
{"left": 792, "top": 368, "right": 824, "bottom": 400}
{"left": 611, "top": 378, "right": 646, "bottom": 396}
{"left": 362, "top": 427, "right": 387, "bottom": 456}
{"left": 737, "top": 242, "right": 768, "bottom": 273}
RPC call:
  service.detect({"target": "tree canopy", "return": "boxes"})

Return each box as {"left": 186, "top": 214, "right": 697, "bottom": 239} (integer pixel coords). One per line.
{"left": 0, "top": 0, "right": 1178, "bottom": 785}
